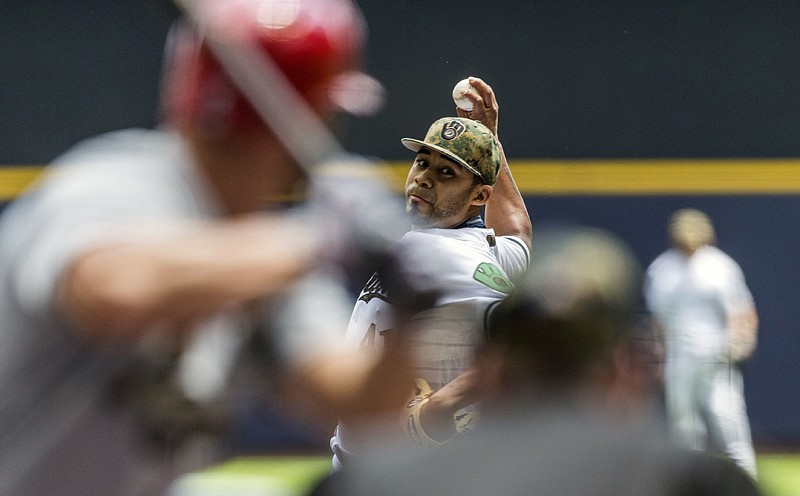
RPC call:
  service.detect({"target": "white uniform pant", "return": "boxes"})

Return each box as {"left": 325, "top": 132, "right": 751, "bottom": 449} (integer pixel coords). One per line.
{"left": 664, "top": 354, "right": 757, "bottom": 478}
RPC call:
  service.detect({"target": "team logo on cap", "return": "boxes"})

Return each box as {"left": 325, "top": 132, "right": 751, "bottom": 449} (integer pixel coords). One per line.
{"left": 440, "top": 120, "right": 466, "bottom": 140}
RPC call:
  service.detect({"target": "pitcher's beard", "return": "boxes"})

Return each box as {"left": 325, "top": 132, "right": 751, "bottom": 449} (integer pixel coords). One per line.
{"left": 405, "top": 189, "right": 472, "bottom": 228}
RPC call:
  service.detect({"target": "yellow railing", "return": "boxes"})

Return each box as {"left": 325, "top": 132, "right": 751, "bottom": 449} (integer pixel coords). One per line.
{"left": 383, "top": 159, "right": 800, "bottom": 195}
{"left": 5, "top": 159, "right": 800, "bottom": 201}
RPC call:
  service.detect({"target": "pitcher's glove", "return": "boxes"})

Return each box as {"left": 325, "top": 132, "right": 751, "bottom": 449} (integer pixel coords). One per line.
{"left": 402, "top": 378, "right": 476, "bottom": 447}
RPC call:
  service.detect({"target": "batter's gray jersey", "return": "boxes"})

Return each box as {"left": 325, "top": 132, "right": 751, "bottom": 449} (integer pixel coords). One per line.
{"left": 331, "top": 225, "right": 530, "bottom": 466}
{"left": 0, "top": 128, "right": 350, "bottom": 496}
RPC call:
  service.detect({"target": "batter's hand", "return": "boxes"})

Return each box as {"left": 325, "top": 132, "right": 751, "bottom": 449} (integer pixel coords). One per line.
{"left": 455, "top": 76, "right": 499, "bottom": 137}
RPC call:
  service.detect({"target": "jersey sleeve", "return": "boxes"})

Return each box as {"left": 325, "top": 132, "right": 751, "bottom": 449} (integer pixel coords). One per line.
{"left": 493, "top": 235, "right": 531, "bottom": 281}
{"left": 2, "top": 172, "right": 163, "bottom": 319}
{"left": 0, "top": 131, "right": 191, "bottom": 319}
{"left": 719, "top": 259, "right": 755, "bottom": 315}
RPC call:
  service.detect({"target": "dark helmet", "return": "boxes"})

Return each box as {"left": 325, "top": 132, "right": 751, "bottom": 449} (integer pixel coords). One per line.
{"left": 161, "top": 0, "right": 382, "bottom": 135}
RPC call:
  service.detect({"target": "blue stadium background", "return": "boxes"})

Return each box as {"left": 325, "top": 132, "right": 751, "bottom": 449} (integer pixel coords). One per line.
{"left": 1, "top": 0, "right": 799, "bottom": 448}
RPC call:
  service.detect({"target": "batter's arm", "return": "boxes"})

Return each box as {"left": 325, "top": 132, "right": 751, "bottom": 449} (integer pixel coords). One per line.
{"left": 456, "top": 77, "right": 531, "bottom": 248}
{"left": 57, "top": 214, "right": 317, "bottom": 340}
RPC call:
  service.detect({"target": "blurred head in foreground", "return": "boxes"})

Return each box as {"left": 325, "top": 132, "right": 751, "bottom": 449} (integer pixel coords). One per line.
{"left": 483, "top": 225, "right": 650, "bottom": 413}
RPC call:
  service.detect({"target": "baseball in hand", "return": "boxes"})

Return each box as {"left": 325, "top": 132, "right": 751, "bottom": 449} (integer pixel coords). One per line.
{"left": 452, "top": 78, "right": 480, "bottom": 112}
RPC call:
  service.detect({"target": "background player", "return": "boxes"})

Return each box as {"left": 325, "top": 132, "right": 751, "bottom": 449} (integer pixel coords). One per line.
{"left": 330, "top": 77, "right": 532, "bottom": 467}
{"left": 0, "top": 1, "right": 412, "bottom": 494}
{"left": 644, "top": 208, "right": 759, "bottom": 478}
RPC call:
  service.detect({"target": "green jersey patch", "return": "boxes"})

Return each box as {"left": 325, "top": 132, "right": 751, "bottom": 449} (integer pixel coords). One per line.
{"left": 473, "top": 262, "right": 513, "bottom": 294}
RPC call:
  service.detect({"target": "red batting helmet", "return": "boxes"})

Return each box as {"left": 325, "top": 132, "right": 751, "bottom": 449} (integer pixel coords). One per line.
{"left": 162, "top": 0, "right": 382, "bottom": 135}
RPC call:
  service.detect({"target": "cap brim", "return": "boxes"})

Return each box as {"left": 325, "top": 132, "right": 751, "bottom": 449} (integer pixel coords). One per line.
{"left": 400, "top": 138, "right": 483, "bottom": 180}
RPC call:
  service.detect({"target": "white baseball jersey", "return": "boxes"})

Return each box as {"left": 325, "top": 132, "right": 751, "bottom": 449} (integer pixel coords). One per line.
{"left": 331, "top": 224, "right": 530, "bottom": 466}
{"left": 643, "top": 245, "right": 758, "bottom": 477}
{"left": 644, "top": 246, "right": 754, "bottom": 358}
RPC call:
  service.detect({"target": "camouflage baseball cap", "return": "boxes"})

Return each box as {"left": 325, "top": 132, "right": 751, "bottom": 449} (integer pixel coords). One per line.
{"left": 401, "top": 117, "right": 500, "bottom": 185}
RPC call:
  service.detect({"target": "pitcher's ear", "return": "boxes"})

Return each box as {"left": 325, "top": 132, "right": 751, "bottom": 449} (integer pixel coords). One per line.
{"left": 472, "top": 185, "right": 493, "bottom": 206}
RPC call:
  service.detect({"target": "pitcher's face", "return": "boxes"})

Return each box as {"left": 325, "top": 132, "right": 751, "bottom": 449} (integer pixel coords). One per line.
{"left": 404, "top": 148, "right": 483, "bottom": 229}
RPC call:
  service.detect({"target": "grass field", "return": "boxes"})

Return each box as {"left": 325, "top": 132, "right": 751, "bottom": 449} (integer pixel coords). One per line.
{"left": 757, "top": 453, "right": 800, "bottom": 496}
{"left": 171, "top": 452, "right": 800, "bottom": 496}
